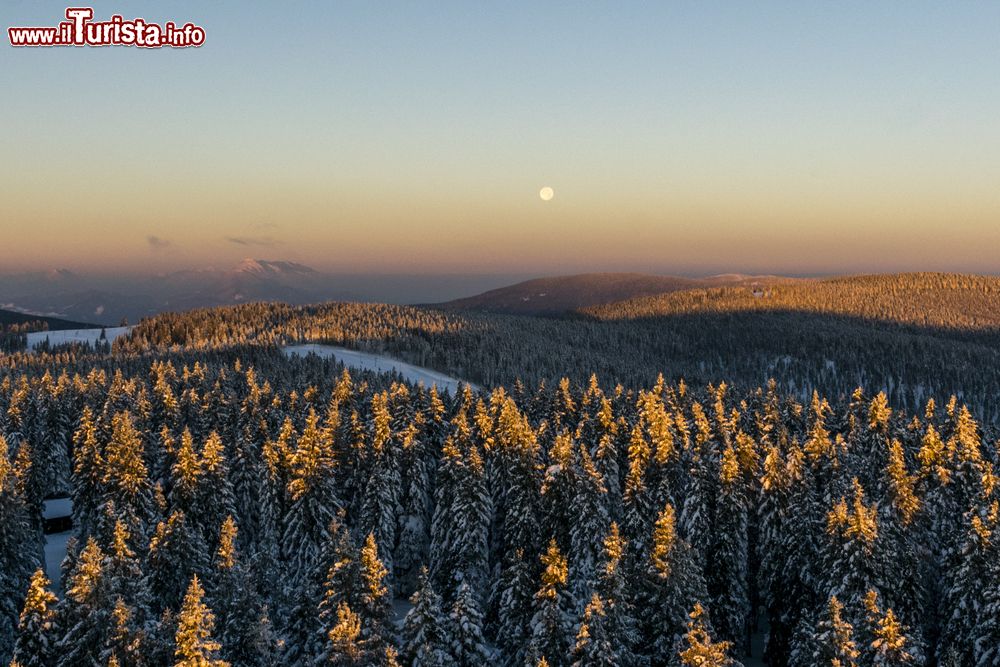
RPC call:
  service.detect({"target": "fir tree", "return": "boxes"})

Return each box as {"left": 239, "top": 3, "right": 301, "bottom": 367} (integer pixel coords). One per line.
{"left": 321, "top": 602, "right": 366, "bottom": 666}
{"left": 103, "top": 598, "right": 147, "bottom": 667}
{"left": 570, "top": 594, "right": 619, "bottom": 667}
{"left": 709, "top": 444, "right": 750, "bottom": 650}
{"left": 147, "top": 511, "right": 210, "bottom": 613}
{"left": 174, "top": 575, "right": 229, "bottom": 667}
{"left": 788, "top": 595, "right": 858, "bottom": 667}
{"left": 449, "top": 581, "right": 491, "bottom": 666}
{"left": 282, "top": 409, "right": 341, "bottom": 595}
{"left": 0, "top": 435, "right": 36, "bottom": 663}
{"left": 526, "top": 539, "right": 575, "bottom": 667}
{"left": 53, "top": 538, "right": 115, "bottom": 667}
{"left": 494, "top": 551, "right": 536, "bottom": 666}
{"left": 642, "top": 503, "right": 710, "bottom": 663}
{"left": 356, "top": 533, "right": 395, "bottom": 655}
{"left": 209, "top": 517, "right": 273, "bottom": 667}
{"left": 402, "top": 570, "right": 451, "bottom": 667}
{"left": 11, "top": 570, "right": 58, "bottom": 667}
{"left": 669, "top": 603, "right": 741, "bottom": 667}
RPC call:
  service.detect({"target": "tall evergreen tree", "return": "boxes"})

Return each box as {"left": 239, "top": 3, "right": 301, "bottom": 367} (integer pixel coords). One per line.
{"left": 526, "top": 540, "right": 575, "bottom": 667}
{"left": 401, "top": 570, "right": 451, "bottom": 667}
{"left": 174, "top": 575, "right": 229, "bottom": 667}
{"left": 11, "top": 569, "right": 58, "bottom": 667}
{"left": 668, "top": 603, "right": 741, "bottom": 667}
{"left": 449, "top": 581, "right": 490, "bottom": 666}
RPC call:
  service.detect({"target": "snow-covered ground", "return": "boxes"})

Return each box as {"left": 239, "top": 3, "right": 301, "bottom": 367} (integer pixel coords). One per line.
{"left": 42, "top": 497, "right": 74, "bottom": 594}
{"left": 282, "top": 344, "right": 478, "bottom": 395}
{"left": 26, "top": 326, "right": 132, "bottom": 351}
{"left": 44, "top": 531, "right": 71, "bottom": 594}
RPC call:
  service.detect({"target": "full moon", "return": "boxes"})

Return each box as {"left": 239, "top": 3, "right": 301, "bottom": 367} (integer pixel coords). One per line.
{"left": 539, "top": 186, "right": 554, "bottom": 201}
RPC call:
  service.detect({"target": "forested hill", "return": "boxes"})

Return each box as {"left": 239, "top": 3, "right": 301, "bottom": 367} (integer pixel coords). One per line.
{"left": 0, "top": 309, "right": 94, "bottom": 330}
{"left": 583, "top": 273, "right": 1000, "bottom": 336}
{"left": 0, "top": 309, "right": 97, "bottom": 353}
{"left": 433, "top": 272, "right": 798, "bottom": 316}
{"left": 105, "top": 290, "right": 1000, "bottom": 424}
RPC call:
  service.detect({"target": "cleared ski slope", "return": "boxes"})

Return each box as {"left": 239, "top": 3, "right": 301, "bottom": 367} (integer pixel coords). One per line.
{"left": 283, "top": 343, "right": 478, "bottom": 394}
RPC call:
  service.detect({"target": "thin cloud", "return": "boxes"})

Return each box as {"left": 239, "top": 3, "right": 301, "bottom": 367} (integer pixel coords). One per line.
{"left": 226, "top": 236, "right": 280, "bottom": 247}
{"left": 147, "top": 235, "right": 172, "bottom": 251}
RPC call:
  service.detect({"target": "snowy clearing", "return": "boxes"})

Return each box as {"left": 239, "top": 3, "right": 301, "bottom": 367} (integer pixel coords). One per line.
{"left": 43, "top": 497, "right": 72, "bottom": 520}
{"left": 282, "top": 344, "right": 478, "bottom": 395}
{"left": 44, "top": 531, "right": 71, "bottom": 594}
{"left": 26, "top": 326, "right": 132, "bottom": 351}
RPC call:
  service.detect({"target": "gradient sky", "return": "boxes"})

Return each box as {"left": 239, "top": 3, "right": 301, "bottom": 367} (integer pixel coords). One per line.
{"left": 3, "top": 2, "right": 1000, "bottom": 277}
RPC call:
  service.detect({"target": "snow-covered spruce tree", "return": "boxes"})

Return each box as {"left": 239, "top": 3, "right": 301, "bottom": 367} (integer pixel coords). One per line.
{"left": 494, "top": 396, "right": 542, "bottom": 564}
{"left": 540, "top": 431, "right": 578, "bottom": 554}
{"left": 0, "top": 435, "right": 36, "bottom": 663}
{"left": 53, "top": 538, "right": 115, "bottom": 667}
{"left": 401, "top": 569, "right": 451, "bottom": 666}
{"left": 168, "top": 429, "right": 201, "bottom": 520}
{"left": 316, "top": 602, "right": 366, "bottom": 667}
{"left": 28, "top": 372, "right": 72, "bottom": 499}
{"left": 570, "top": 594, "right": 619, "bottom": 667}
{"left": 568, "top": 445, "right": 609, "bottom": 606}
{"left": 449, "top": 580, "right": 491, "bottom": 666}
{"left": 975, "top": 540, "right": 1000, "bottom": 667}
{"left": 196, "top": 431, "right": 237, "bottom": 548}
{"left": 174, "top": 575, "right": 229, "bottom": 667}
{"left": 356, "top": 532, "right": 395, "bottom": 656}
{"left": 11, "top": 569, "right": 58, "bottom": 667}
{"left": 940, "top": 499, "right": 998, "bottom": 666}
{"left": 863, "top": 590, "right": 924, "bottom": 666}
{"left": 708, "top": 443, "right": 750, "bottom": 651}
{"left": 494, "top": 549, "right": 536, "bottom": 666}
{"left": 878, "top": 438, "right": 925, "bottom": 636}
{"left": 100, "top": 411, "right": 155, "bottom": 538}
{"left": 301, "top": 513, "right": 363, "bottom": 664}
{"left": 822, "top": 478, "right": 887, "bottom": 621}
{"left": 11, "top": 442, "right": 46, "bottom": 571}
{"left": 104, "top": 518, "right": 151, "bottom": 622}
{"left": 429, "top": 422, "right": 463, "bottom": 588}
{"left": 620, "top": 424, "right": 655, "bottom": 568}
{"left": 394, "top": 419, "right": 432, "bottom": 598}
{"left": 593, "top": 522, "right": 639, "bottom": 665}
{"left": 103, "top": 598, "right": 147, "bottom": 667}
{"left": 209, "top": 516, "right": 274, "bottom": 667}
{"left": 641, "top": 502, "right": 710, "bottom": 663}
{"left": 788, "top": 595, "right": 858, "bottom": 667}
{"left": 70, "top": 407, "right": 104, "bottom": 541}
{"left": 447, "top": 443, "right": 491, "bottom": 598}
{"left": 636, "top": 384, "right": 680, "bottom": 514}
{"left": 668, "top": 603, "right": 742, "bottom": 667}
{"left": 227, "top": 422, "right": 266, "bottom": 560}
{"left": 679, "top": 402, "right": 719, "bottom": 572}
{"left": 783, "top": 445, "right": 831, "bottom": 647}
{"left": 146, "top": 510, "right": 210, "bottom": 613}
{"left": 526, "top": 539, "right": 576, "bottom": 667}
{"left": 358, "top": 392, "right": 401, "bottom": 586}
{"left": 282, "top": 408, "right": 342, "bottom": 597}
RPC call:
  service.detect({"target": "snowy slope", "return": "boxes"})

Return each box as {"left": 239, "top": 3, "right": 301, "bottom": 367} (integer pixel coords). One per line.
{"left": 26, "top": 326, "right": 132, "bottom": 350}
{"left": 283, "top": 344, "right": 478, "bottom": 394}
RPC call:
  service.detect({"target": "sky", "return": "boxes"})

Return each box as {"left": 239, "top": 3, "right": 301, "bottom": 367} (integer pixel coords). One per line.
{"left": 3, "top": 2, "right": 1000, "bottom": 278}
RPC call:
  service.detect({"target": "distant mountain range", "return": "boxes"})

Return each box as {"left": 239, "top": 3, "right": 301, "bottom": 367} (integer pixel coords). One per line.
{"left": 432, "top": 272, "right": 800, "bottom": 315}
{"left": 0, "top": 259, "right": 358, "bottom": 326}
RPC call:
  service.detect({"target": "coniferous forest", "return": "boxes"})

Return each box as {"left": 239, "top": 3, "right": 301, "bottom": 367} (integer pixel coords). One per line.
{"left": 1, "top": 293, "right": 999, "bottom": 667}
